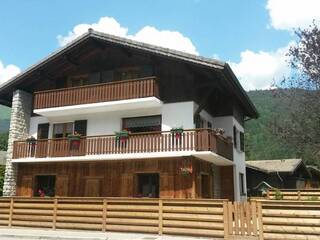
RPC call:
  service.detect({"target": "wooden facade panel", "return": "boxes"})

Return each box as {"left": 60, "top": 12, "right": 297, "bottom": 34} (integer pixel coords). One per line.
{"left": 220, "top": 166, "right": 234, "bottom": 201}
{"left": 16, "top": 158, "right": 233, "bottom": 199}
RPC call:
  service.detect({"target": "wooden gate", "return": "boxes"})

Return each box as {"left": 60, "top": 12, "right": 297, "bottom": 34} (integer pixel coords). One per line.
{"left": 225, "top": 201, "right": 263, "bottom": 240}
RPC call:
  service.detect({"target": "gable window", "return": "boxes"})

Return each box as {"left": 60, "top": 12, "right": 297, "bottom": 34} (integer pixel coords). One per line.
{"left": 122, "top": 115, "right": 161, "bottom": 133}
{"left": 239, "top": 173, "right": 245, "bottom": 196}
{"left": 53, "top": 122, "right": 74, "bottom": 138}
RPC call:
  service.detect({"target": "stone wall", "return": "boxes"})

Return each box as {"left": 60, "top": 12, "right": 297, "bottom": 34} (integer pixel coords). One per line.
{"left": 3, "top": 90, "right": 32, "bottom": 196}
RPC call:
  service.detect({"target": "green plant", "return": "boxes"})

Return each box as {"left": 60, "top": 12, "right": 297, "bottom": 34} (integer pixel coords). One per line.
{"left": 0, "top": 165, "right": 5, "bottom": 196}
{"left": 274, "top": 189, "right": 283, "bottom": 200}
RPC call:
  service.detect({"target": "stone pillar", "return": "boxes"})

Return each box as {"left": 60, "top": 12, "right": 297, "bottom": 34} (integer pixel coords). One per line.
{"left": 3, "top": 90, "right": 32, "bottom": 196}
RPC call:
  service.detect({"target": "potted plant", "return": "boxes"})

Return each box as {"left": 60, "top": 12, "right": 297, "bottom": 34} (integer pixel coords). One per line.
{"left": 68, "top": 131, "right": 82, "bottom": 150}
{"left": 171, "top": 127, "right": 184, "bottom": 140}
{"left": 115, "top": 130, "right": 129, "bottom": 144}
{"left": 26, "top": 136, "right": 37, "bottom": 144}
{"left": 180, "top": 167, "right": 192, "bottom": 176}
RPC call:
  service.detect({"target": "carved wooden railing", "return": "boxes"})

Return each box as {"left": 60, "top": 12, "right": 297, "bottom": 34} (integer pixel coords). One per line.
{"left": 12, "top": 129, "right": 233, "bottom": 160}
{"left": 33, "top": 76, "right": 159, "bottom": 109}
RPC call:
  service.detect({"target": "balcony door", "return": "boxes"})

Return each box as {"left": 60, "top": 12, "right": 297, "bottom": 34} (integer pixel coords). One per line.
{"left": 122, "top": 115, "right": 161, "bottom": 133}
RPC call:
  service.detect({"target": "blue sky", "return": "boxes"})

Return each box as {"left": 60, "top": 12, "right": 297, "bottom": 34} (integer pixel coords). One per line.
{"left": 0, "top": 0, "right": 319, "bottom": 90}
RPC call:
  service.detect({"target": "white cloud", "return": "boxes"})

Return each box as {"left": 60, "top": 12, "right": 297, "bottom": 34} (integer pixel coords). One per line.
{"left": 0, "top": 60, "right": 21, "bottom": 85}
{"left": 229, "top": 44, "right": 292, "bottom": 91}
{"left": 266, "top": 0, "right": 320, "bottom": 30}
{"left": 57, "top": 16, "right": 198, "bottom": 55}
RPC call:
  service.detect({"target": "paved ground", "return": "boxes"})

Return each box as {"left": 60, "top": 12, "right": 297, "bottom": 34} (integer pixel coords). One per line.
{"left": 0, "top": 228, "right": 218, "bottom": 240}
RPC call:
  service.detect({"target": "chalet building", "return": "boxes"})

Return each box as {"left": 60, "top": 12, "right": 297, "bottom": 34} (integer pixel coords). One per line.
{"left": 246, "top": 159, "right": 311, "bottom": 196}
{"left": 0, "top": 29, "right": 257, "bottom": 201}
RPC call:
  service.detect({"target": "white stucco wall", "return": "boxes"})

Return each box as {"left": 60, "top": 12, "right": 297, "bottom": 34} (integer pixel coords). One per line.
{"left": 212, "top": 115, "right": 246, "bottom": 201}
{"left": 30, "top": 101, "right": 195, "bottom": 138}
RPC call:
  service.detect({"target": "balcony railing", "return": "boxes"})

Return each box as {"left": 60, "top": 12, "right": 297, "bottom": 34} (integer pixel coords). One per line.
{"left": 33, "top": 76, "right": 159, "bottom": 109}
{"left": 12, "top": 129, "right": 233, "bottom": 161}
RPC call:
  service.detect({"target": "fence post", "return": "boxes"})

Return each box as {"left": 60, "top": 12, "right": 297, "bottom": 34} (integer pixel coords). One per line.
{"left": 52, "top": 198, "right": 58, "bottom": 230}
{"left": 223, "top": 200, "right": 229, "bottom": 240}
{"left": 102, "top": 199, "right": 107, "bottom": 232}
{"left": 158, "top": 199, "right": 163, "bottom": 235}
{"left": 8, "top": 197, "right": 14, "bottom": 227}
{"left": 257, "top": 201, "right": 264, "bottom": 240}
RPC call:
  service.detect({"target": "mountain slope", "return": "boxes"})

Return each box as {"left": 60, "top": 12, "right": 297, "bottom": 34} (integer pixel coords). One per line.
{"left": 0, "top": 105, "right": 10, "bottom": 133}
{"left": 245, "top": 90, "right": 296, "bottom": 160}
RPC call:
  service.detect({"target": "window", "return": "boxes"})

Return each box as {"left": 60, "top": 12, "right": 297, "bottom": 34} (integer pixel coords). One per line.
{"left": 34, "top": 175, "right": 56, "bottom": 197}
{"left": 207, "top": 121, "right": 212, "bottom": 129}
{"left": 233, "top": 126, "right": 237, "bottom": 148}
{"left": 53, "top": 122, "right": 74, "bottom": 138}
{"left": 239, "top": 173, "right": 245, "bottom": 196}
{"left": 136, "top": 173, "right": 159, "bottom": 198}
{"left": 201, "top": 174, "right": 211, "bottom": 198}
{"left": 122, "top": 115, "right": 161, "bottom": 133}
{"left": 37, "top": 123, "right": 49, "bottom": 139}
{"left": 240, "top": 132, "right": 245, "bottom": 152}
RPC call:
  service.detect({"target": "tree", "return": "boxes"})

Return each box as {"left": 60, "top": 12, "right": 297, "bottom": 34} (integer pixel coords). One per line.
{"left": 276, "top": 22, "right": 320, "bottom": 167}
{"left": 0, "top": 132, "right": 8, "bottom": 151}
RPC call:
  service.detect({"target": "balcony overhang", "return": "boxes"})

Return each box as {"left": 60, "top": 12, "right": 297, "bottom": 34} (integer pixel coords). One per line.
{"left": 34, "top": 97, "right": 162, "bottom": 118}
{"left": 12, "top": 150, "right": 233, "bottom": 166}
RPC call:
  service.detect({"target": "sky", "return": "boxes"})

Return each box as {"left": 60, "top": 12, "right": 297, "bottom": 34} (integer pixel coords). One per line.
{"left": 0, "top": 0, "right": 320, "bottom": 91}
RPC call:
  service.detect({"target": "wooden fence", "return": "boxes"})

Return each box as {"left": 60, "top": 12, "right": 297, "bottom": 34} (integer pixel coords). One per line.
{"left": 0, "top": 197, "right": 228, "bottom": 239}
{"left": 267, "top": 189, "right": 320, "bottom": 200}
{"left": 2, "top": 197, "right": 319, "bottom": 239}
{"left": 259, "top": 200, "right": 320, "bottom": 240}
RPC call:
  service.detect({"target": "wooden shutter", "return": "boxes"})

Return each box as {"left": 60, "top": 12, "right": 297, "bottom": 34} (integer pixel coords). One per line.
{"left": 120, "top": 173, "right": 133, "bottom": 197}
{"left": 160, "top": 173, "right": 175, "bottom": 198}
{"left": 74, "top": 120, "right": 87, "bottom": 136}
{"left": 84, "top": 178, "right": 101, "bottom": 197}
{"left": 240, "top": 132, "right": 245, "bottom": 152}
{"left": 20, "top": 176, "right": 33, "bottom": 197}
{"left": 55, "top": 176, "right": 69, "bottom": 196}
{"left": 37, "top": 123, "right": 49, "bottom": 139}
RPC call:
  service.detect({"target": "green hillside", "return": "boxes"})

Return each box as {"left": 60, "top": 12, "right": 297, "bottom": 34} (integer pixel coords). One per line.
{"left": 0, "top": 105, "right": 10, "bottom": 133}
{"left": 245, "top": 90, "right": 296, "bottom": 160}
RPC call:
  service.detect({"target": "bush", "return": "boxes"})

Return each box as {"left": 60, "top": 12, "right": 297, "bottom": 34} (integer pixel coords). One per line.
{"left": 0, "top": 165, "right": 5, "bottom": 196}
{"left": 274, "top": 189, "right": 283, "bottom": 200}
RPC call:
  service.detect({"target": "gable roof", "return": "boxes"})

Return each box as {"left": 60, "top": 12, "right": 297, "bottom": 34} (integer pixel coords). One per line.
{"left": 246, "top": 159, "right": 304, "bottom": 174}
{"left": 0, "top": 29, "right": 258, "bottom": 118}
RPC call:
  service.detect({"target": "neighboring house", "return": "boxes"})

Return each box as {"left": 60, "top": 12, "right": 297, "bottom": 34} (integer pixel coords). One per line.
{"left": 0, "top": 151, "right": 6, "bottom": 165}
{"left": 246, "top": 159, "right": 311, "bottom": 196}
{"left": 306, "top": 165, "right": 320, "bottom": 188}
{"left": 0, "top": 29, "right": 257, "bottom": 201}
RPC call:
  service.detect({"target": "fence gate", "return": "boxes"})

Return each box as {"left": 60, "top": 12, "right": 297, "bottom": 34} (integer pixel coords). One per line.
{"left": 225, "top": 201, "right": 263, "bottom": 240}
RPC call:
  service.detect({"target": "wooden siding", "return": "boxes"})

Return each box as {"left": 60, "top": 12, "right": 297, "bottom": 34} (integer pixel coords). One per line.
{"left": 13, "top": 129, "right": 233, "bottom": 161}
{"left": 16, "top": 158, "right": 222, "bottom": 199}
{"left": 220, "top": 166, "right": 234, "bottom": 201}
{"left": 33, "top": 77, "right": 159, "bottom": 109}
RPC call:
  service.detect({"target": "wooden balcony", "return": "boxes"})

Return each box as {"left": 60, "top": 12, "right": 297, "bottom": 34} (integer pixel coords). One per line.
{"left": 12, "top": 129, "right": 233, "bottom": 161}
{"left": 33, "top": 77, "right": 159, "bottom": 109}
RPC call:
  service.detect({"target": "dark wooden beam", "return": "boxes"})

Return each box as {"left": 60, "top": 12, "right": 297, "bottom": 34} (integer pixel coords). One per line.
{"left": 63, "top": 55, "right": 79, "bottom": 66}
